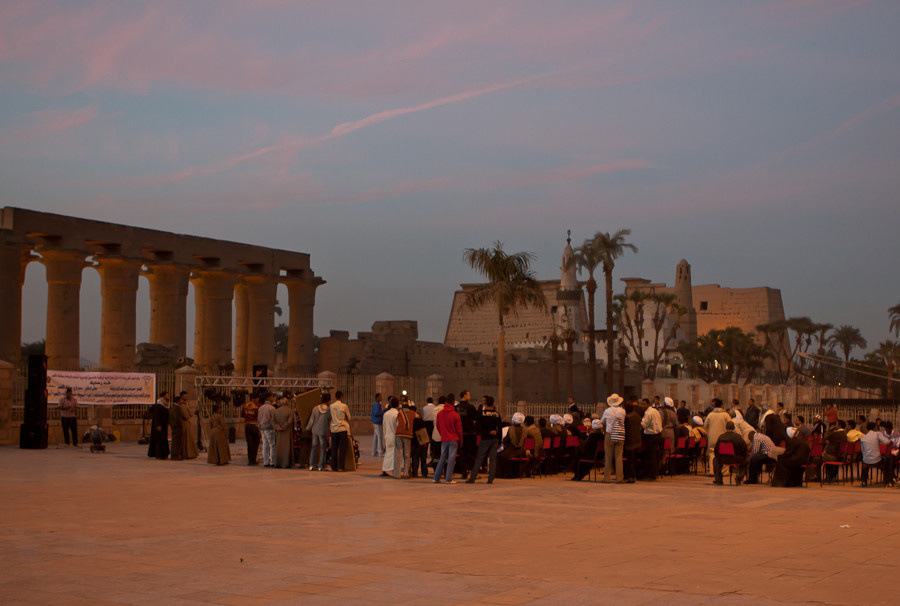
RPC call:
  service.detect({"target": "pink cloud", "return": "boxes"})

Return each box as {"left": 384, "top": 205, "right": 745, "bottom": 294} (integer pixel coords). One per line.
{"left": 1, "top": 106, "right": 96, "bottom": 146}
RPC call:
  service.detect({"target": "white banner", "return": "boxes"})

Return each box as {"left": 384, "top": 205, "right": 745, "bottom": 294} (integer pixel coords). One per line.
{"left": 48, "top": 371, "right": 157, "bottom": 406}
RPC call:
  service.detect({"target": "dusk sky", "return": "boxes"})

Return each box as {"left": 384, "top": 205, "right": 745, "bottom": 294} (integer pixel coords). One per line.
{"left": 2, "top": 1, "right": 898, "bottom": 364}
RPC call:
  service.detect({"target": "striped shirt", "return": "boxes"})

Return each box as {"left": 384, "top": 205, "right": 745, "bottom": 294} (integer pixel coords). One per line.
{"left": 750, "top": 432, "right": 775, "bottom": 458}
{"left": 600, "top": 406, "right": 626, "bottom": 442}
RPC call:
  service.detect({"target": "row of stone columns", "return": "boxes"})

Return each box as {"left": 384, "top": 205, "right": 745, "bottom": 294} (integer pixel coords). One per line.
{"left": 0, "top": 243, "right": 320, "bottom": 375}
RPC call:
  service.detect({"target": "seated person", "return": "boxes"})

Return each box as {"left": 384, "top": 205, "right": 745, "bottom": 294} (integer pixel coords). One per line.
{"left": 713, "top": 421, "right": 748, "bottom": 486}
{"left": 859, "top": 422, "right": 896, "bottom": 486}
{"left": 771, "top": 436, "right": 811, "bottom": 487}
{"left": 746, "top": 430, "right": 777, "bottom": 484}
{"left": 497, "top": 412, "right": 527, "bottom": 478}
{"left": 822, "top": 420, "right": 848, "bottom": 482}
{"left": 572, "top": 420, "right": 605, "bottom": 481}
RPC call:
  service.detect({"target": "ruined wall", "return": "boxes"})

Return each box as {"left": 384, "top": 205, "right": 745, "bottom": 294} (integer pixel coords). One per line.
{"left": 443, "top": 281, "right": 588, "bottom": 355}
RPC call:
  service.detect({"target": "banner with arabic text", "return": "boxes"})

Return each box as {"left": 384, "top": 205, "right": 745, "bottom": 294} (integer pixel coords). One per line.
{"left": 48, "top": 371, "right": 157, "bottom": 406}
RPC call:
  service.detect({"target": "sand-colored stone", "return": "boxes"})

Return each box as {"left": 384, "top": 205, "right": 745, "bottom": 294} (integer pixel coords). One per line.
{"left": 1, "top": 436, "right": 898, "bottom": 605}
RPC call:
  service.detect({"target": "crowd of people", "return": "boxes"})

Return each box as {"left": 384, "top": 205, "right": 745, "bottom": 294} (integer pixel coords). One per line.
{"left": 78, "top": 386, "right": 899, "bottom": 489}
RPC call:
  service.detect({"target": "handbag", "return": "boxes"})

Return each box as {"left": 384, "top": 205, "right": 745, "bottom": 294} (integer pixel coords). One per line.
{"left": 415, "top": 427, "right": 430, "bottom": 445}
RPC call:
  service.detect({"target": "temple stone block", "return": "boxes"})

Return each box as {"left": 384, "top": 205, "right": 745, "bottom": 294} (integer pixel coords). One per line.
{"left": 146, "top": 265, "right": 189, "bottom": 357}
{"left": 97, "top": 258, "right": 140, "bottom": 371}
{"left": 0, "top": 245, "right": 29, "bottom": 366}
{"left": 245, "top": 275, "right": 277, "bottom": 376}
{"left": 43, "top": 249, "right": 86, "bottom": 370}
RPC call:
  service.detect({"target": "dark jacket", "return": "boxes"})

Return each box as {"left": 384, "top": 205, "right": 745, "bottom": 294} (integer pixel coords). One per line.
{"left": 624, "top": 411, "right": 643, "bottom": 450}
{"left": 714, "top": 431, "right": 748, "bottom": 463}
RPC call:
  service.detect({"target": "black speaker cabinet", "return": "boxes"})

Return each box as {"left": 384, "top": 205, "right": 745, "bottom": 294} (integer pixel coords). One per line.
{"left": 20, "top": 422, "right": 48, "bottom": 449}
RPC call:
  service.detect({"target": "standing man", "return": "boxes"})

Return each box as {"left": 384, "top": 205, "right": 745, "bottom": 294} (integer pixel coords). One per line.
{"left": 371, "top": 393, "right": 385, "bottom": 457}
{"left": 456, "top": 390, "right": 477, "bottom": 478}
{"left": 306, "top": 393, "right": 331, "bottom": 471}
{"left": 466, "top": 395, "right": 502, "bottom": 484}
{"left": 329, "top": 390, "right": 351, "bottom": 472}
{"left": 703, "top": 399, "right": 731, "bottom": 474}
{"left": 381, "top": 398, "right": 399, "bottom": 477}
{"left": 257, "top": 392, "right": 277, "bottom": 467}
{"left": 600, "top": 394, "right": 626, "bottom": 483}
{"left": 433, "top": 397, "right": 462, "bottom": 484}
{"left": 241, "top": 393, "right": 261, "bottom": 466}
{"left": 394, "top": 399, "right": 416, "bottom": 478}
{"left": 744, "top": 398, "right": 760, "bottom": 430}
{"left": 273, "top": 395, "right": 295, "bottom": 469}
{"left": 147, "top": 391, "right": 170, "bottom": 459}
{"left": 58, "top": 388, "right": 79, "bottom": 447}
{"left": 641, "top": 399, "right": 663, "bottom": 480}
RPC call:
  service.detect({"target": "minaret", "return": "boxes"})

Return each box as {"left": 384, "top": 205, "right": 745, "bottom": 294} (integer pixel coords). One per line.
{"left": 556, "top": 230, "right": 583, "bottom": 351}
{"left": 674, "top": 259, "right": 697, "bottom": 343}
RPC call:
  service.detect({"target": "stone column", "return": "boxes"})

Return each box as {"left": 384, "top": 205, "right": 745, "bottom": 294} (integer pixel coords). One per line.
{"left": 285, "top": 277, "right": 323, "bottom": 375}
{"left": 245, "top": 275, "right": 277, "bottom": 377}
{"left": 97, "top": 258, "right": 141, "bottom": 371}
{"left": 0, "top": 359, "right": 15, "bottom": 444}
{"left": 233, "top": 283, "right": 249, "bottom": 376}
{"left": 43, "top": 249, "right": 86, "bottom": 370}
{"left": 146, "top": 265, "right": 189, "bottom": 357}
{"left": 0, "top": 244, "right": 29, "bottom": 367}
{"left": 191, "top": 271, "right": 236, "bottom": 372}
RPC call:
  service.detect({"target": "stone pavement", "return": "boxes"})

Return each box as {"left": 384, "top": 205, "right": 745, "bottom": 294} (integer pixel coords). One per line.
{"left": 1, "top": 437, "right": 899, "bottom": 606}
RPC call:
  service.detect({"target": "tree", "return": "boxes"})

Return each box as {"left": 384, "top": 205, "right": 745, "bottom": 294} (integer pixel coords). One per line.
{"left": 594, "top": 230, "right": 638, "bottom": 394}
{"left": 829, "top": 325, "right": 867, "bottom": 365}
{"left": 570, "top": 237, "right": 604, "bottom": 405}
{"left": 890, "top": 303, "right": 900, "bottom": 337}
{"left": 614, "top": 290, "right": 686, "bottom": 380}
{"left": 462, "top": 242, "right": 547, "bottom": 415}
{"left": 678, "top": 327, "right": 768, "bottom": 385}
{"left": 274, "top": 323, "right": 289, "bottom": 355}
{"left": 866, "top": 340, "right": 900, "bottom": 399}
{"left": 756, "top": 317, "right": 822, "bottom": 384}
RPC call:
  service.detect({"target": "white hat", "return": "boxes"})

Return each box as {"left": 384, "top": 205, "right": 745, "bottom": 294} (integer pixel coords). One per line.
{"left": 512, "top": 412, "right": 525, "bottom": 425}
{"left": 591, "top": 419, "right": 603, "bottom": 430}
{"left": 692, "top": 415, "right": 703, "bottom": 426}
{"left": 549, "top": 414, "right": 562, "bottom": 425}
{"left": 607, "top": 394, "right": 623, "bottom": 407}
{"left": 664, "top": 397, "right": 675, "bottom": 408}
{"left": 563, "top": 413, "right": 573, "bottom": 424}
{"left": 786, "top": 426, "right": 797, "bottom": 438}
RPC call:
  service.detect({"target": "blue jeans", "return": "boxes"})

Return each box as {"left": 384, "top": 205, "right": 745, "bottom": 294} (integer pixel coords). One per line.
{"left": 260, "top": 428, "right": 276, "bottom": 466}
{"left": 372, "top": 423, "right": 384, "bottom": 456}
{"left": 468, "top": 438, "right": 498, "bottom": 482}
{"left": 433, "top": 440, "right": 458, "bottom": 483}
{"left": 310, "top": 433, "right": 327, "bottom": 470}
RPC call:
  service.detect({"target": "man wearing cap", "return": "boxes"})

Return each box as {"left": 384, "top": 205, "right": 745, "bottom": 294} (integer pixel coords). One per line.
{"left": 600, "top": 394, "right": 626, "bottom": 483}
{"left": 466, "top": 396, "right": 502, "bottom": 484}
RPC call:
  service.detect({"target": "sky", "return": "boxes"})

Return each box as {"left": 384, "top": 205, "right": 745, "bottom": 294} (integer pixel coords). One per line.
{"left": 2, "top": 1, "right": 899, "bottom": 364}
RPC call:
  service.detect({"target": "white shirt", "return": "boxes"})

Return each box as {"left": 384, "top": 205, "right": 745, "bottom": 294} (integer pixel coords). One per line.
{"left": 641, "top": 407, "right": 662, "bottom": 435}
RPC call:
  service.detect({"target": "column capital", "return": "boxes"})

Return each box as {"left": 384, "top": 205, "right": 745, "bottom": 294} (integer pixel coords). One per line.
{"left": 41, "top": 249, "right": 88, "bottom": 284}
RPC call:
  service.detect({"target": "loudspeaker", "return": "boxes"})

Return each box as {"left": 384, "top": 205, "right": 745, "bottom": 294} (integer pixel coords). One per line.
{"left": 23, "top": 355, "right": 48, "bottom": 427}
{"left": 27, "top": 354, "right": 47, "bottom": 389}
{"left": 252, "top": 364, "right": 267, "bottom": 378}
{"left": 20, "top": 422, "right": 48, "bottom": 449}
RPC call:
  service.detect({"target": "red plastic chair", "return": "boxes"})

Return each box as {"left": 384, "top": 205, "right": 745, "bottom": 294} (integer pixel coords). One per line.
{"left": 802, "top": 442, "right": 825, "bottom": 486}
{"left": 821, "top": 441, "right": 851, "bottom": 486}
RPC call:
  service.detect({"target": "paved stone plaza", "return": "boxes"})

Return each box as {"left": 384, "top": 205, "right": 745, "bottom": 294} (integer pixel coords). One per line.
{"left": 1, "top": 437, "right": 898, "bottom": 606}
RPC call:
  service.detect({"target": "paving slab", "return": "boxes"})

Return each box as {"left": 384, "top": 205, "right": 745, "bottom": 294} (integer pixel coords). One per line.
{"left": 1, "top": 438, "right": 899, "bottom": 605}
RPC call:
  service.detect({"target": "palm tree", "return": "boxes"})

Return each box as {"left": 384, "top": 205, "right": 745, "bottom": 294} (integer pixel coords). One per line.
{"left": 829, "top": 325, "right": 867, "bottom": 364}
{"left": 866, "top": 340, "right": 900, "bottom": 399}
{"left": 570, "top": 237, "right": 605, "bottom": 406}
{"left": 890, "top": 303, "right": 900, "bottom": 337}
{"left": 594, "top": 230, "right": 638, "bottom": 394}
{"left": 463, "top": 242, "right": 547, "bottom": 416}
